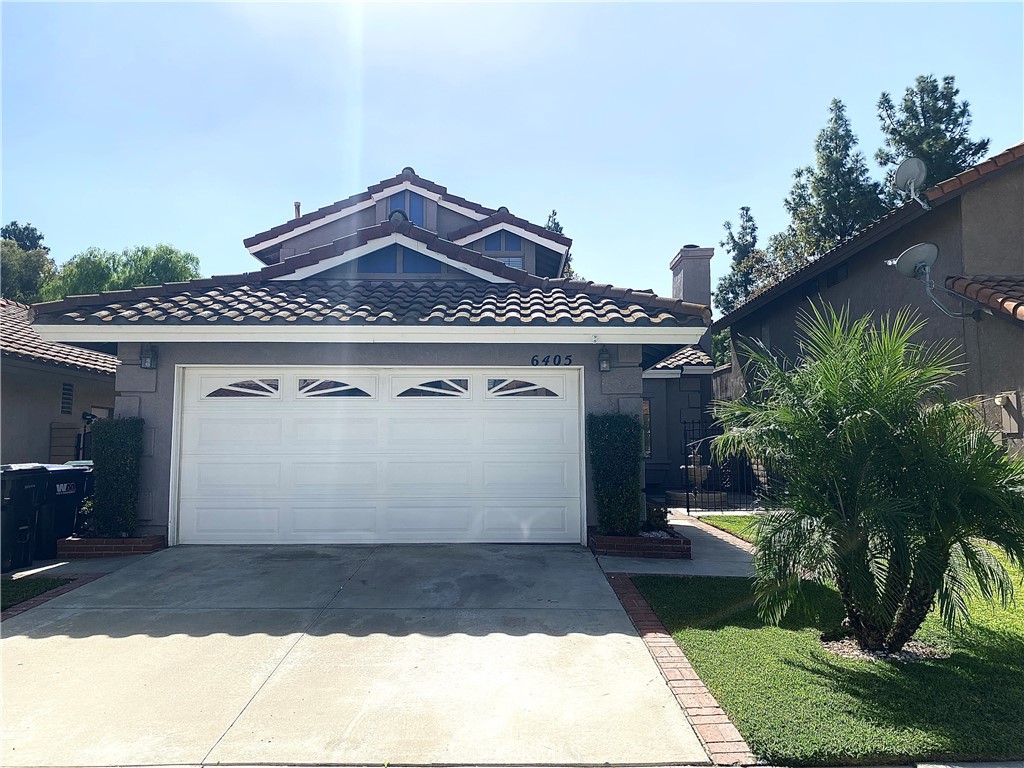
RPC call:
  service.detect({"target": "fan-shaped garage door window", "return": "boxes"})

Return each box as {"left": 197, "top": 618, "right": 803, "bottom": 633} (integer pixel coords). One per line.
{"left": 205, "top": 379, "right": 280, "bottom": 398}
{"left": 486, "top": 379, "right": 559, "bottom": 397}
{"left": 397, "top": 378, "right": 470, "bottom": 398}
{"left": 298, "top": 379, "right": 372, "bottom": 398}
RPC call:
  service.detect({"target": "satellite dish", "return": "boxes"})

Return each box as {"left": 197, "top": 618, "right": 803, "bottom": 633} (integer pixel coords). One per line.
{"left": 892, "top": 242, "right": 938, "bottom": 278}
{"left": 894, "top": 157, "right": 928, "bottom": 194}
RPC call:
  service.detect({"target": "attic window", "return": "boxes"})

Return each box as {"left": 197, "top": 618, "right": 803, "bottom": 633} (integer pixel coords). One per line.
{"left": 483, "top": 232, "right": 522, "bottom": 251}
{"left": 388, "top": 190, "right": 425, "bottom": 227}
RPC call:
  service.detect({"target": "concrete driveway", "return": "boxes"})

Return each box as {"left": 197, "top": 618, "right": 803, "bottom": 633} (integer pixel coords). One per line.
{"left": 1, "top": 544, "right": 707, "bottom": 766}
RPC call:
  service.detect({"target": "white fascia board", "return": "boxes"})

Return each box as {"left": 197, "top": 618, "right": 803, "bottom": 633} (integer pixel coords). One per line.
{"left": 34, "top": 324, "right": 707, "bottom": 346}
{"left": 642, "top": 365, "right": 714, "bottom": 379}
{"left": 453, "top": 223, "right": 569, "bottom": 255}
{"left": 272, "top": 233, "right": 512, "bottom": 284}
{"left": 246, "top": 181, "right": 489, "bottom": 255}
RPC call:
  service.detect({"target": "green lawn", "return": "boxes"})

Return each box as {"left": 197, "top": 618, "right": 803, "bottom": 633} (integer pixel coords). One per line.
{"left": 699, "top": 514, "right": 757, "bottom": 542}
{"left": 634, "top": 561, "right": 1024, "bottom": 765}
{"left": 1, "top": 577, "right": 71, "bottom": 611}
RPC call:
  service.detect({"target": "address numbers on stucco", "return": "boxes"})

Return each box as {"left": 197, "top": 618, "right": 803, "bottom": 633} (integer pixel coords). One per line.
{"left": 530, "top": 354, "right": 574, "bottom": 366}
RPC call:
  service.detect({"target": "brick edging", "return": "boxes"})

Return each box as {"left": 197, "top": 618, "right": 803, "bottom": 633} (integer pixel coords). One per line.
{"left": 1, "top": 574, "right": 103, "bottom": 622}
{"left": 606, "top": 572, "right": 757, "bottom": 766}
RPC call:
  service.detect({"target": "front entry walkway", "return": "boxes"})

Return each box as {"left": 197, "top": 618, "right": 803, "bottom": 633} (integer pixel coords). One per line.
{"left": 1, "top": 544, "right": 708, "bottom": 766}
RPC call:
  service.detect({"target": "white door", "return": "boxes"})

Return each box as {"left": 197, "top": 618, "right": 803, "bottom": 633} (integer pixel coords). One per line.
{"left": 175, "top": 367, "right": 584, "bottom": 544}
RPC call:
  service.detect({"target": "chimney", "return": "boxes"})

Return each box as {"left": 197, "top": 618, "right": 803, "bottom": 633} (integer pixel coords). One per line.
{"left": 669, "top": 244, "right": 713, "bottom": 308}
{"left": 293, "top": 201, "right": 301, "bottom": 219}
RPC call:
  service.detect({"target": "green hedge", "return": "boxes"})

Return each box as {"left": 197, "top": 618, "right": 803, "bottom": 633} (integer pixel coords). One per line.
{"left": 586, "top": 412, "right": 644, "bottom": 536}
{"left": 90, "top": 417, "right": 145, "bottom": 537}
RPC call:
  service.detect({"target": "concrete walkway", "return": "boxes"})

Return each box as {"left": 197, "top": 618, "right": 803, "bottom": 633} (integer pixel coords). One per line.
{"left": 597, "top": 517, "right": 754, "bottom": 576}
{"left": 2, "top": 543, "right": 708, "bottom": 767}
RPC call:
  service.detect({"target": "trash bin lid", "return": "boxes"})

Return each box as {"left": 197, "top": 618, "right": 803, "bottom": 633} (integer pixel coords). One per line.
{"left": 63, "top": 461, "right": 93, "bottom": 467}
{"left": 1, "top": 463, "right": 51, "bottom": 475}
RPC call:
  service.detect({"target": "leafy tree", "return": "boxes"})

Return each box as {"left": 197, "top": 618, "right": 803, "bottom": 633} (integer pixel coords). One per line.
{"left": 711, "top": 329, "right": 731, "bottom": 366}
{"left": 713, "top": 305, "right": 1024, "bottom": 653}
{"left": 777, "top": 100, "right": 886, "bottom": 267}
{"left": 40, "top": 244, "right": 201, "bottom": 301}
{"left": 546, "top": 208, "right": 581, "bottom": 280}
{"left": 2, "top": 221, "right": 47, "bottom": 252}
{"left": 877, "top": 74, "right": 990, "bottom": 202}
{"left": 713, "top": 206, "right": 762, "bottom": 314}
{"left": 1, "top": 239, "right": 56, "bottom": 304}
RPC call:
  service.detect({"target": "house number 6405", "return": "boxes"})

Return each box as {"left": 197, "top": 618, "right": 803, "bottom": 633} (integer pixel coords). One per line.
{"left": 531, "top": 354, "right": 573, "bottom": 366}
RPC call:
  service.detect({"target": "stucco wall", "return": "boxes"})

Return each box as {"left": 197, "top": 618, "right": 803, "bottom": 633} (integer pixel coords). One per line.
{"left": 114, "top": 341, "right": 644, "bottom": 538}
{"left": 1, "top": 359, "right": 115, "bottom": 464}
{"left": 642, "top": 373, "right": 712, "bottom": 489}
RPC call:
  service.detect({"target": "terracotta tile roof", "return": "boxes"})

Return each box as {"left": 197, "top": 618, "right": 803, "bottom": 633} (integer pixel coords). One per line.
{"left": 32, "top": 280, "right": 706, "bottom": 328}
{"left": 243, "top": 167, "right": 498, "bottom": 252}
{"left": 1, "top": 298, "right": 118, "bottom": 374}
{"left": 447, "top": 207, "right": 573, "bottom": 249}
{"left": 652, "top": 346, "right": 713, "bottom": 370}
{"left": 712, "top": 141, "right": 1024, "bottom": 332}
{"left": 945, "top": 275, "right": 1024, "bottom": 322}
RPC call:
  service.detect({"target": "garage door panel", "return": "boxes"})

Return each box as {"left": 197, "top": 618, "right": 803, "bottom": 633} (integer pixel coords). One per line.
{"left": 292, "top": 462, "right": 379, "bottom": 495}
{"left": 182, "top": 415, "right": 284, "bottom": 453}
{"left": 482, "top": 460, "right": 575, "bottom": 495}
{"left": 482, "top": 418, "right": 576, "bottom": 451}
{"left": 483, "top": 502, "right": 573, "bottom": 534}
{"left": 184, "top": 503, "right": 281, "bottom": 538}
{"left": 181, "top": 461, "right": 282, "bottom": 498}
{"left": 290, "top": 503, "right": 377, "bottom": 534}
{"left": 386, "top": 417, "right": 477, "bottom": 447}
{"left": 288, "top": 417, "right": 380, "bottom": 447}
{"left": 176, "top": 367, "right": 583, "bottom": 544}
{"left": 384, "top": 502, "right": 474, "bottom": 533}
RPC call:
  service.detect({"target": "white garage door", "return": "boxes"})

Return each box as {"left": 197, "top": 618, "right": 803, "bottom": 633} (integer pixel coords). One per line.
{"left": 175, "top": 367, "right": 584, "bottom": 544}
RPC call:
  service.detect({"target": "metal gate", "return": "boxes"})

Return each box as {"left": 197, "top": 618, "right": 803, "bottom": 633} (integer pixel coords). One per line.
{"left": 678, "top": 419, "right": 768, "bottom": 514}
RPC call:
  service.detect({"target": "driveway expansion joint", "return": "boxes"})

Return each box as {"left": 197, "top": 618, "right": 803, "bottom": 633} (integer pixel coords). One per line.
{"left": 605, "top": 572, "right": 757, "bottom": 767}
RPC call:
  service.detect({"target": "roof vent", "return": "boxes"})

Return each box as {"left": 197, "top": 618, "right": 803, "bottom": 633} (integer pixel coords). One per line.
{"left": 401, "top": 166, "right": 416, "bottom": 176}
{"left": 294, "top": 201, "right": 301, "bottom": 219}
{"left": 683, "top": 244, "right": 701, "bottom": 249}
{"left": 497, "top": 206, "right": 510, "bottom": 214}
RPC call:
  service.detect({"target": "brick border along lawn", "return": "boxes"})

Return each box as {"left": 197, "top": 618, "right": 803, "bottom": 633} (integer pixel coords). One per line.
{"left": 1, "top": 574, "right": 102, "bottom": 621}
{"left": 606, "top": 572, "right": 756, "bottom": 766}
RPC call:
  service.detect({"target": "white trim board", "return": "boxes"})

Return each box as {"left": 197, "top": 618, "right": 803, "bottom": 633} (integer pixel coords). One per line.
{"left": 246, "top": 180, "right": 489, "bottom": 255}
{"left": 453, "top": 222, "right": 570, "bottom": 255}
{"left": 35, "top": 324, "right": 707, "bottom": 345}
{"left": 272, "top": 232, "right": 512, "bottom": 283}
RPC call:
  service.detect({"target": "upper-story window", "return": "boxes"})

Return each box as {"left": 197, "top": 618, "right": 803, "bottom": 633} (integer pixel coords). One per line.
{"left": 388, "top": 191, "right": 426, "bottom": 227}
{"left": 483, "top": 230, "right": 524, "bottom": 269}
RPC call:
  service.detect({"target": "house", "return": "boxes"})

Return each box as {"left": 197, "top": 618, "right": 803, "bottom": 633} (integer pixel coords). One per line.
{"left": 1, "top": 298, "right": 118, "bottom": 464}
{"left": 30, "top": 168, "right": 712, "bottom": 545}
{"left": 711, "top": 142, "right": 1024, "bottom": 453}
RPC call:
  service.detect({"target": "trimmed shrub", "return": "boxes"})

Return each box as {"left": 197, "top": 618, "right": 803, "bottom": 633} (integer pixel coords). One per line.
{"left": 645, "top": 500, "right": 669, "bottom": 530}
{"left": 90, "top": 417, "right": 145, "bottom": 537}
{"left": 586, "top": 412, "right": 644, "bottom": 536}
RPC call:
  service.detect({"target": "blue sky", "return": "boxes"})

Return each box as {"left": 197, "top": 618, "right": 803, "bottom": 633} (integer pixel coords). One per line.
{"left": 3, "top": 2, "right": 1022, "bottom": 310}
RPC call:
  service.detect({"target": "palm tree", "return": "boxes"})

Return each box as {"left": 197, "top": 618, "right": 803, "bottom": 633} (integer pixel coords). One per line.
{"left": 712, "top": 304, "right": 1024, "bottom": 652}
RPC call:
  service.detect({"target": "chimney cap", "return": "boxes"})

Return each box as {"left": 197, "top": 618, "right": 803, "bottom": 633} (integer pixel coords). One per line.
{"left": 670, "top": 244, "right": 714, "bottom": 270}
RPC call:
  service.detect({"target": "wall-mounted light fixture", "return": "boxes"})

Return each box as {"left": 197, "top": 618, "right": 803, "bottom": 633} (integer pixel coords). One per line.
{"left": 598, "top": 346, "right": 611, "bottom": 373}
{"left": 139, "top": 344, "right": 159, "bottom": 370}
{"left": 994, "top": 391, "right": 1022, "bottom": 439}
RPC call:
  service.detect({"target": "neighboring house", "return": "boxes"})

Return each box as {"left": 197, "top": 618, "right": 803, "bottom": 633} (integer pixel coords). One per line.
{"left": 30, "top": 168, "right": 711, "bottom": 545}
{"left": 1, "top": 298, "right": 118, "bottom": 464}
{"left": 712, "top": 142, "right": 1024, "bottom": 453}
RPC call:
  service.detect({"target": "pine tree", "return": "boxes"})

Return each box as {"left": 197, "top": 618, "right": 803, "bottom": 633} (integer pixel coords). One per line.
{"left": 876, "top": 74, "right": 990, "bottom": 201}
{"left": 713, "top": 206, "right": 762, "bottom": 314}
{"left": 546, "top": 209, "right": 581, "bottom": 280}
{"left": 776, "top": 99, "right": 886, "bottom": 266}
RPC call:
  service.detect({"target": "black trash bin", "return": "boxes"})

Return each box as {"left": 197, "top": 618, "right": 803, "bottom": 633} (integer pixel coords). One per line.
{"left": 35, "top": 465, "right": 89, "bottom": 560}
{"left": 1, "top": 464, "right": 49, "bottom": 573}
